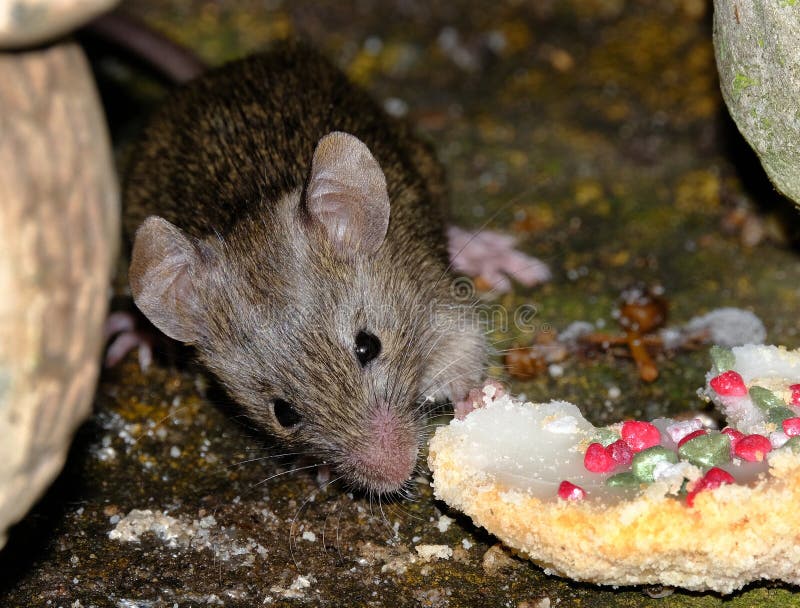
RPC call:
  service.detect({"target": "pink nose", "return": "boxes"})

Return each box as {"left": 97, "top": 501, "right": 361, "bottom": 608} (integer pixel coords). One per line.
{"left": 346, "top": 405, "right": 418, "bottom": 493}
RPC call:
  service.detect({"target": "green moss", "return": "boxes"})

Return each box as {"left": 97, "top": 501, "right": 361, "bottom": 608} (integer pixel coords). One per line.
{"left": 732, "top": 72, "right": 758, "bottom": 96}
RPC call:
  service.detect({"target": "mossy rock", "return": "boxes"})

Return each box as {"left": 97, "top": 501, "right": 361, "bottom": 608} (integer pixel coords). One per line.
{"left": 713, "top": 0, "right": 800, "bottom": 204}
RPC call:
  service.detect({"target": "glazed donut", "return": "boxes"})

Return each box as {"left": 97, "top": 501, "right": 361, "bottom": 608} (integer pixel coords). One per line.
{"left": 429, "top": 345, "right": 800, "bottom": 593}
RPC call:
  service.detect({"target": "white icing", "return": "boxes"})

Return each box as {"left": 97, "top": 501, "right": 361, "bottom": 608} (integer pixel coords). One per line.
{"left": 437, "top": 346, "right": 800, "bottom": 503}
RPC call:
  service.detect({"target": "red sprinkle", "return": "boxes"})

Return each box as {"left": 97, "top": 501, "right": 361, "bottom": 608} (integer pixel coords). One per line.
{"left": 783, "top": 417, "right": 800, "bottom": 437}
{"left": 687, "top": 467, "right": 735, "bottom": 507}
{"left": 608, "top": 439, "right": 634, "bottom": 466}
{"left": 733, "top": 434, "right": 772, "bottom": 462}
{"left": 677, "top": 429, "right": 707, "bottom": 448}
{"left": 584, "top": 443, "right": 617, "bottom": 473}
{"left": 558, "top": 480, "right": 586, "bottom": 501}
{"left": 621, "top": 420, "right": 661, "bottom": 452}
{"left": 721, "top": 427, "right": 745, "bottom": 450}
{"left": 709, "top": 371, "right": 747, "bottom": 397}
{"left": 791, "top": 384, "right": 800, "bottom": 406}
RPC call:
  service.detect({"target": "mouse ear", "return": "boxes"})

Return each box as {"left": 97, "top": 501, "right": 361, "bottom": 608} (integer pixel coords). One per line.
{"left": 305, "top": 131, "right": 390, "bottom": 256}
{"left": 129, "top": 216, "right": 208, "bottom": 343}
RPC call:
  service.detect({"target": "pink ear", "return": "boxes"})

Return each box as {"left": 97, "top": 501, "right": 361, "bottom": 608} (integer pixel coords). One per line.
{"left": 129, "top": 216, "right": 208, "bottom": 343}
{"left": 306, "top": 131, "right": 390, "bottom": 256}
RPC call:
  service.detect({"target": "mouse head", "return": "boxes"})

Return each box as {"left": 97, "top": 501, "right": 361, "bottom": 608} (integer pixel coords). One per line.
{"left": 130, "top": 132, "right": 484, "bottom": 495}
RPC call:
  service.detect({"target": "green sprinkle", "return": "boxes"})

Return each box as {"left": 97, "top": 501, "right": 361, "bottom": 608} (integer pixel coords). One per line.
{"left": 749, "top": 386, "right": 784, "bottom": 412}
{"left": 606, "top": 472, "right": 639, "bottom": 488}
{"left": 678, "top": 433, "right": 731, "bottom": 468}
{"left": 783, "top": 436, "right": 800, "bottom": 453}
{"left": 768, "top": 406, "right": 797, "bottom": 425}
{"left": 593, "top": 428, "right": 619, "bottom": 447}
{"left": 709, "top": 346, "right": 735, "bottom": 373}
{"left": 632, "top": 446, "right": 678, "bottom": 483}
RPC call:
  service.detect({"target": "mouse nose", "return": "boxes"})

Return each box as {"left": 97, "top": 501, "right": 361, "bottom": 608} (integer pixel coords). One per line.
{"left": 346, "top": 404, "right": 418, "bottom": 494}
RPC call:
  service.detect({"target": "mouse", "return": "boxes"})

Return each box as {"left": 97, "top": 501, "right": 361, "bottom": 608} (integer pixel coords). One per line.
{"left": 120, "top": 40, "right": 549, "bottom": 495}
{"left": 124, "top": 41, "right": 486, "bottom": 495}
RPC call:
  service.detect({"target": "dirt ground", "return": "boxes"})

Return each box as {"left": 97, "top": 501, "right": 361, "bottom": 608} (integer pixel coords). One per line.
{"left": 2, "top": 1, "right": 800, "bottom": 606}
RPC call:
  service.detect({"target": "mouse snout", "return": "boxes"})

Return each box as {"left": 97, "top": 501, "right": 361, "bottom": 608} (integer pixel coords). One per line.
{"left": 345, "top": 403, "right": 418, "bottom": 494}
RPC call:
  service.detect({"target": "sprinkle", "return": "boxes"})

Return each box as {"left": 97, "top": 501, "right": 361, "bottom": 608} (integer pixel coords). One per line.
{"left": 721, "top": 427, "right": 745, "bottom": 451}
{"left": 749, "top": 386, "right": 784, "bottom": 411}
{"left": 710, "top": 371, "right": 747, "bottom": 397}
{"left": 592, "top": 428, "right": 619, "bottom": 447}
{"left": 665, "top": 418, "right": 703, "bottom": 444}
{"left": 621, "top": 421, "right": 661, "bottom": 453}
{"left": 631, "top": 446, "right": 678, "bottom": 483}
{"left": 687, "top": 467, "right": 735, "bottom": 507}
{"left": 770, "top": 431, "right": 789, "bottom": 449}
{"left": 608, "top": 439, "right": 633, "bottom": 466}
{"left": 651, "top": 460, "right": 679, "bottom": 481}
{"left": 768, "top": 406, "right": 796, "bottom": 425}
{"left": 783, "top": 436, "right": 800, "bottom": 453}
{"left": 677, "top": 432, "right": 731, "bottom": 468}
{"left": 783, "top": 417, "right": 800, "bottom": 437}
{"left": 557, "top": 480, "right": 585, "bottom": 501}
{"left": 733, "top": 434, "right": 772, "bottom": 462}
{"left": 677, "top": 429, "right": 707, "bottom": 448}
{"left": 652, "top": 460, "right": 697, "bottom": 486}
{"left": 605, "top": 472, "right": 639, "bottom": 488}
{"left": 791, "top": 384, "right": 800, "bottom": 406}
{"left": 709, "top": 346, "right": 736, "bottom": 373}
{"left": 584, "top": 443, "right": 617, "bottom": 473}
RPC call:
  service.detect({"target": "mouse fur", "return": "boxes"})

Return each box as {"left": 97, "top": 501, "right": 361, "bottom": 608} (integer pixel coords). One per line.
{"left": 125, "top": 40, "right": 486, "bottom": 494}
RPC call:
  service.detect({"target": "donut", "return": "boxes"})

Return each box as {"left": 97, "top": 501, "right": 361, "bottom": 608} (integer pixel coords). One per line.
{"left": 428, "top": 345, "right": 800, "bottom": 593}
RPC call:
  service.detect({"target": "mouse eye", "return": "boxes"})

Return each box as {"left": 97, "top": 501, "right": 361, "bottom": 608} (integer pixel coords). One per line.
{"left": 355, "top": 330, "right": 381, "bottom": 367}
{"left": 273, "top": 398, "right": 301, "bottom": 428}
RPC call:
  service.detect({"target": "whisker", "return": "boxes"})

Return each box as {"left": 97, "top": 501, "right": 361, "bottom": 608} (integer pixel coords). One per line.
{"left": 376, "top": 494, "right": 397, "bottom": 541}
{"left": 288, "top": 474, "right": 344, "bottom": 569}
{"left": 253, "top": 463, "right": 321, "bottom": 488}
{"left": 321, "top": 510, "right": 331, "bottom": 555}
{"left": 226, "top": 451, "right": 306, "bottom": 469}
{"left": 335, "top": 502, "right": 344, "bottom": 562}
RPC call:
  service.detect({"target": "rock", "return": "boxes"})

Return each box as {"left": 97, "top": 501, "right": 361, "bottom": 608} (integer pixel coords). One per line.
{"left": 0, "top": 42, "right": 119, "bottom": 548}
{"left": 0, "top": 0, "right": 119, "bottom": 48}
{"left": 713, "top": 0, "right": 800, "bottom": 204}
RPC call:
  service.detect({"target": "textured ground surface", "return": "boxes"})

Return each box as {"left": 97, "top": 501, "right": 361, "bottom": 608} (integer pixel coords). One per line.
{"left": 2, "top": 0, "right": 800, "bottom": 606}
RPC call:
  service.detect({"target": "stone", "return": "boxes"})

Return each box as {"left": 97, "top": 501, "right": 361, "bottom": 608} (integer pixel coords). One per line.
{"left": 714, "top": 0, "right": 800, "bottom": 204}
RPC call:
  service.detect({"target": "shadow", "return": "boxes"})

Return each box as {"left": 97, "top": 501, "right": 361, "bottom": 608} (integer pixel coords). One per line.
{"left": 717, "top": 108, "right": 800, "bottom": 249}
{"left": 0, "top": 420, "right": 93, "bottom": 595}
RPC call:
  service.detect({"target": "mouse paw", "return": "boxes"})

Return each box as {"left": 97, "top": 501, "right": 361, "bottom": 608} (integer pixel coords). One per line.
{"left": 447, "top": 225, "right": 551, "bottom": 293}
{"left": 453, "top": 379, "right": 506, "bottom": 420}
{"left": 104, "top": 311, "right": 155, "bottom": 371}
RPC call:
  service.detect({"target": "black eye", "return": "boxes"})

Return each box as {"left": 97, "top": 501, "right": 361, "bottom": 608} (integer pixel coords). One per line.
{"left": 355, "top": 330, "right": 381, "bottom": 367}
{"left": 273, "top": 398, "right": 301, "bottom": 428}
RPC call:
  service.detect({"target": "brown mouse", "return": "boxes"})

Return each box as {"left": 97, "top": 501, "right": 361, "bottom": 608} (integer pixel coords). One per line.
{"left": 124, "top": 41, "right": 488, "bottom": 495}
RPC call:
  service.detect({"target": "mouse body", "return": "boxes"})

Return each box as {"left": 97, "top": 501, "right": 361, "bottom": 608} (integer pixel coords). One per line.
{"left": 125, "top": 41, "right": 486, "bottom": 494}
